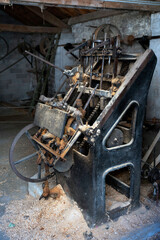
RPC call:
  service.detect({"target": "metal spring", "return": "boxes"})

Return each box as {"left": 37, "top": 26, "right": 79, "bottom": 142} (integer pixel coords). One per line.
{"left": 87, "top": 101, "right": 100, "bottom": 123}
{"left": 79, "top": 101, "right": 100, "bottom": 149}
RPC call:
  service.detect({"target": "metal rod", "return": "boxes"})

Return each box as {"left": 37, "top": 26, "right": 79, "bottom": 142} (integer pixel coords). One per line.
{"left": 25, "top": 50, "right": 66, "bottom": 75}
{"left": 72, "top": 82, "right": 88, "bottom": 107}
{"left": 89, "top": 56, "right": 93, "bottom": 87}
{"left": 63, "top": 81, "right": 79, "bottom": 102}
{"left": 66, "top": 41, "right": 88, "bottom": 55}
{"left": 100, "top": 55, "right": 105, "bottom": 89}
{"left": 84, "top": 84, "right": 99, "bottom": 110}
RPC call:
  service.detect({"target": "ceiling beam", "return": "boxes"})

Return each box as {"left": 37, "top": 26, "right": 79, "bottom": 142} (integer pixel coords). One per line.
{"left": 1, "top": 0, "right": 160, "bottom": 12}
{"left": 26, "top": 6, "right": 69, "bottom": 28}
{"left": 68, "top": 9, "right": 128, "bottom": 25}
{"left": 0, "top": 24, "right": 62, "bottom": 33}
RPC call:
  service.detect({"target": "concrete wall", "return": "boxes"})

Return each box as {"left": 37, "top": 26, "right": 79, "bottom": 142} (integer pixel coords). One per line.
{"left": 147, "top": 12, "right": 160, "bottom": 120}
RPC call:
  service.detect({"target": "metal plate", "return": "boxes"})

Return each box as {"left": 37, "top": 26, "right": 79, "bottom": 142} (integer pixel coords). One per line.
{"left": 34, "top": 103, "right": 68, "bottom": 139}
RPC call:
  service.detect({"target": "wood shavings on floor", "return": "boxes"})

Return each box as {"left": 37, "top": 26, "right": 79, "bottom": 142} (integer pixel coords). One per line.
{"left": 0, "top": 184, "right": 160, "bottom": 240}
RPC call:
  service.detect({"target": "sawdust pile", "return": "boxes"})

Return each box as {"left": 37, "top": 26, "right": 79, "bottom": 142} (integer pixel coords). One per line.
{"left": 0, "top": 184, "right": 160, "bottom": 240}
{"left": 0, "top": 187, "right": 89, "bottom": 240}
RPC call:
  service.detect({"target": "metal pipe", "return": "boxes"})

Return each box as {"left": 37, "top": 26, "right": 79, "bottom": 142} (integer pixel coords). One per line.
{"left": 72, "top": 82, "right": 88, "bottom": 107}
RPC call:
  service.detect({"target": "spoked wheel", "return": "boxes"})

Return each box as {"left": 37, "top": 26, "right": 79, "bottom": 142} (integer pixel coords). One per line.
{"left": 9, "top": 123, "right": 55, "bottom": 183}
{"left": 94, "top": 24, "right": 121, "bottom": 40}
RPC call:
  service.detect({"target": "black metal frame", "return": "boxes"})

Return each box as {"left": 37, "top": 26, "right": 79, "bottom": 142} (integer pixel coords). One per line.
{"left": 56, "top": 49, "right": 157, "bottom": 225}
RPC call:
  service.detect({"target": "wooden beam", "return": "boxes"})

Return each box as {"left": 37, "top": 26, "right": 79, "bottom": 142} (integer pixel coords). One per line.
{"left": 68, "top": 9, "right": 128, "bottom": 25}
{"left": 1, "top": 0, "right": 160, "bottom": 12}
{"left": 26, "top": 6, "right": 69, "bottom": 28}
{"left": 0, "top": 24, "right": 62, "bottom": 33}
{"left": 0, "top": 0, "right": 9, "bottom": 4}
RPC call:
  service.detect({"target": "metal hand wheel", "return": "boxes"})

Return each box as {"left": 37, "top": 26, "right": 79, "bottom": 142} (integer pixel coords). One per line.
{"left": 9, "top": 123, "right": 55, "bottom": 183}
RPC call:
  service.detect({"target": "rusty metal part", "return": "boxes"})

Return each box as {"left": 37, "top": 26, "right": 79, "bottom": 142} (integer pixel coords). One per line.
{"left": 39, "top": 164, "right": 50, "bottom": 200}
{"left": 111, "top": 77, "right": 124, "bottom": 96}
{"left": 58, "top": 130, "right": 82, "bottom": 161}
{"left": 32, "top": 135, "right": 64, "bottom": 160}
{"left": 49, "top": 184, "right": 64, "bottom": 199}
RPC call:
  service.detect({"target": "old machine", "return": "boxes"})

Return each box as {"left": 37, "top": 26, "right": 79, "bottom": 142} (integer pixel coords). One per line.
{"left": 9, "top": 25, "right": 157, "bottom": 224}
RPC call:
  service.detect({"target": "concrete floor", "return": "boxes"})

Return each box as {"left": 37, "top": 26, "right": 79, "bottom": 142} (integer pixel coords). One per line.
{"left": 0, "top": 106, "right": 34, "bottom": 240}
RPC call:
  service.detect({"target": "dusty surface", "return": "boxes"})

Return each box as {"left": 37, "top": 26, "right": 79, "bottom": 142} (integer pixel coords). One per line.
{"left": 0, "top": 182, "right": 160, "bottom": 240}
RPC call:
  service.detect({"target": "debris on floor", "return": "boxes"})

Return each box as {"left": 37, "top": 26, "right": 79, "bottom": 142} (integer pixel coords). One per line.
{"left": 0, "top": 183, "right": 160, "bottom": 240}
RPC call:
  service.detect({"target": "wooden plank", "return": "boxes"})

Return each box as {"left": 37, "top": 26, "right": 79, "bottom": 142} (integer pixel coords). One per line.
{"left": 0, "top": 24, "right": 62, "bottom": 33}
{"left": 26, "top": 6, "right": 69, "bottom": 28}
{"left": 1, "top": 5, "right": 44, "bottom": 26}
{"left": 2, "top": 0, "right": 160, "bottom": 12}
{"left": 68, "top": 9, "right": 128, "bottom": 25}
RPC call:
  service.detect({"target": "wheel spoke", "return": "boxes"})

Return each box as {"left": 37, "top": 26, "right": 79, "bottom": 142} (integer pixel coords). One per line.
{"left": 14, "top": 151, "right": 39, "bottom": 165}
{"left": 38, "top": 164, "right": 41, "bottom": 179}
